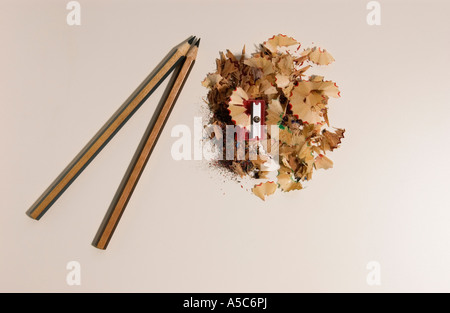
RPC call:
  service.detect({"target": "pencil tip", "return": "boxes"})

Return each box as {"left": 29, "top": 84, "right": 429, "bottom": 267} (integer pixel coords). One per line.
{"left": 187, "top": 36, "right": 196, "bottom": 45}
{"left": 194, "top": 38, "right": 201, "bottom": 47}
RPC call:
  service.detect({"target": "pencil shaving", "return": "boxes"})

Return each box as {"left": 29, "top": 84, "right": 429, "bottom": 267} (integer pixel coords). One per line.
{"left": 252, "top": 181, "right": 277, "bottom": 201}
{"left": 202, "top": 34, "right": 345, "bottom": 200}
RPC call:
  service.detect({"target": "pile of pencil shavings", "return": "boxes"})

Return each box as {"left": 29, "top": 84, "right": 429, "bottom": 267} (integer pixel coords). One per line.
{"left": 202, "top": 34, "right": 345, "bottom": 200}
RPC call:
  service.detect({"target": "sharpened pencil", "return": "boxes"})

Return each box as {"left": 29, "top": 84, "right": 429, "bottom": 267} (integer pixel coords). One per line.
{"left": 92, "top": 38, "right": 200, "bottom": 250}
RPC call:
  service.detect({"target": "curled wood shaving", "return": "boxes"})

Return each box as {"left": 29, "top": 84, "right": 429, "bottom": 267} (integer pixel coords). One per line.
{"left": 252, "top": 181, "right": 277, "bottom": 201}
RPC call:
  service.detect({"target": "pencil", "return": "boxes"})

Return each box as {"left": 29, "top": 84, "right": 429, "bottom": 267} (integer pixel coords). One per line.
{"left": 26, "top": 36, "right": 196, "bottom": 220}
{"left": 92, "top": 39, "right": 200, "bottom": 250}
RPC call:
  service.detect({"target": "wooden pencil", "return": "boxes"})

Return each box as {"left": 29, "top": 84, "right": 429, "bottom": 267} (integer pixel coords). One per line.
{"left": 92, "top": 39, "right": 200, "bottom": 250}
{"left": 26, "top": 36, "right": 196, "bottom": 220}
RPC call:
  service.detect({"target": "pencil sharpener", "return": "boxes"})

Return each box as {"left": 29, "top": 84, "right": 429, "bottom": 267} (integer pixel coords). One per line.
{"left": 244, "top": 99, "right": 266, "bottom": 140}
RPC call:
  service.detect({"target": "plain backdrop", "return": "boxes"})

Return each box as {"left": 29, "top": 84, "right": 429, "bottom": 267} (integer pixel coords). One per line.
{"left": 1, "top": 0, "right": 450, "bottom": 292}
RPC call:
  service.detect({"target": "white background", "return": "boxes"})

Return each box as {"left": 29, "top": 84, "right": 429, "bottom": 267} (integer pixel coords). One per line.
{"left": 1, "top": 0, "right": 450, "bottom": 292}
